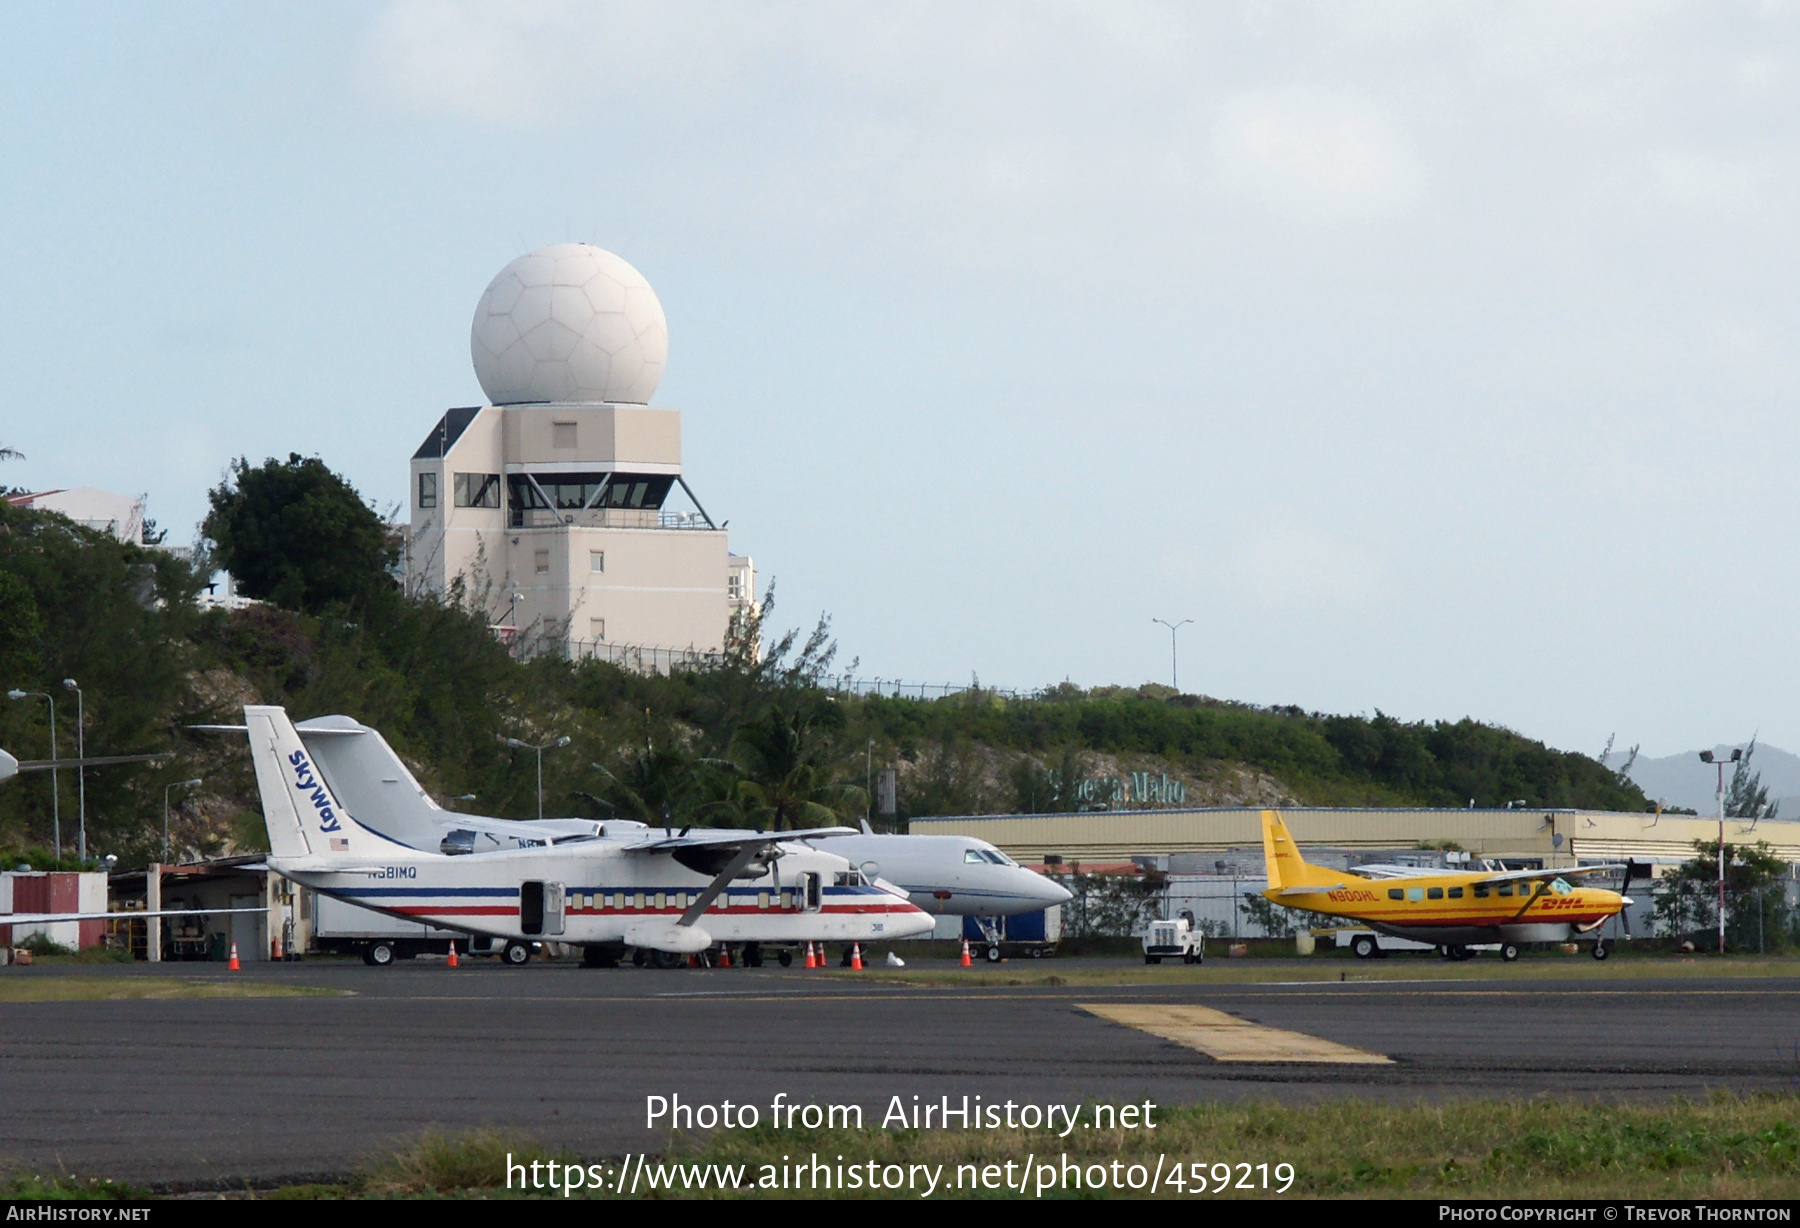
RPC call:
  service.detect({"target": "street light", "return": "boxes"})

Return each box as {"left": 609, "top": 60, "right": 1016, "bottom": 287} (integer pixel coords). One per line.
{"left": 506, "top": 735, "right": 570, "bottom": 821}
{"left": 162, "top": 778, "right": 202, "bottom": 863}
{"left": 1151, "top": 618, "right": 1194, "bottom": 692}
{"left": 1698, "top": 747, "right": 1742, "bottom": 955}
{"left": 6, "top": 689, "right": 59, "bottom": 859}
{"left": 62, "top": 679, "right": 85, "bottom": 862}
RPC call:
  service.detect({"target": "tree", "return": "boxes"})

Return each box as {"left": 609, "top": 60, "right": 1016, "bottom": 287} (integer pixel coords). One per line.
{"left": 1724, "top": 739, "right": 1779, "bottom": 823}
{"left": 717, "top": 706, "right": 866, "bottom": 830}
{"left": 203, "top": 455, "right": 396, "bottom": 614}
{"left": 1651, "top": 840, "right": 1792, "bottom": 951}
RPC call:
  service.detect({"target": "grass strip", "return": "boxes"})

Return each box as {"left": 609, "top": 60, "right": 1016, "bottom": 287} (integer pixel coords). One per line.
{"left": 0, "top": 976, "right": 343, "bottom": 1002}
{"left": 162, "top": 1094, "right": 1800, "bottom": 1199}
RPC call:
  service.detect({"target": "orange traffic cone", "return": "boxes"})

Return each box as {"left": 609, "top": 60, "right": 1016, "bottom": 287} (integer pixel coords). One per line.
{"left": 803, "top": 942, "right": 816, "bottom": 969}
{"left": 227, "top": 942, "right": 240, "bottom": 971}
{"left": 960, "top": 939, "right": 972, "bottom": 968}
{"left": 446, "top": 942, "right": 459, "bottom": 968}
{"left": 688, "top": 953, "right": 699, "bottom": 967}
{"left": 271, "top": 935, "right": 283, "bottom": 961}
{"left": 719, "top": 946, "right": 731, "bottom": 968}
{"left": 851, "top": 943, "right": 863, "bottom": 971}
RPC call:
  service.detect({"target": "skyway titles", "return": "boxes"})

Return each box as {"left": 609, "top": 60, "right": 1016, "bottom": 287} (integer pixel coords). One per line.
{"left": 289, "top": 749, "right": 342, "bottom": 833}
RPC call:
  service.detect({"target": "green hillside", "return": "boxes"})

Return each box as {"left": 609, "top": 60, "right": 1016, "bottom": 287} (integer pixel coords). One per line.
{"left": 0, "top": 482, "right": 1652, "bottom": 868}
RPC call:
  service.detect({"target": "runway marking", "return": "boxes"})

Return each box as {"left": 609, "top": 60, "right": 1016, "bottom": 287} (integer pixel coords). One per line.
{"left": 1081, "top": 1003, "right": 1393, "bottom": 1064}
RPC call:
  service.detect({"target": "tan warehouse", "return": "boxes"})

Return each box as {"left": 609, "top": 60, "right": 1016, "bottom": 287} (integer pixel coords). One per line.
{"left": 911, "top": 807, "right": 1800, "bottom": 872}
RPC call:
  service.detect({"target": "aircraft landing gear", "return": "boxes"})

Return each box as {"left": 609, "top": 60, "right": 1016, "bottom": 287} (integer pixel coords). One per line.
{"left": 743, "top": 943, "right": 764, "bottom": 968}
{"left": 502, "top": 940, "right": 532, "bottom": 966}
{"left": 1591, "top": 939, "right": 1610, "bottom": 961}
{"left": 777, "top": 947, "right": 793, "bottom": 967}
{"left": 1351, "top": 934, "right": 1378, "bottom": 960}
{"left": 581, "top": 943, "right": 622, "bottom": 968}
{"left": 1501, "top": 943, "right": 1521, "bottom": 962}
{"left": 985, "top": 945, "right": 1002, "bottom": 963}
{"left": 631, "top": 948, "right": 647, "bottom": 967}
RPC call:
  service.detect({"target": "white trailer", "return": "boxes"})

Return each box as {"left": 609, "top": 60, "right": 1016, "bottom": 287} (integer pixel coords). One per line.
{"left": 1334, "top": 927, "right": 1499, "bottom": 959}
{"left": 311, "top": 892, "right": 506, "bottom": 966}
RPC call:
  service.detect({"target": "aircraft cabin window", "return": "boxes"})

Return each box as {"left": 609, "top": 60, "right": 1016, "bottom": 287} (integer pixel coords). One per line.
{"left": 1473, "top": 885, "right": 1489, "bottom": 898}
{"left": 1448, "top": 887, "right": 1464, "bottom": 899}
{"left": 758, "top": 892, "right": 770, "bottom": 909}
{"left": 1427, "top": 887, "right": 1444, "bottom": 900}
{"left": 964, "top": 850, "right": 986, "bottom": 863}
{"left": 1498, "top": 884, "right": 1513, "bottom": 897}
{"left": 1406, "top": 887, "right": 1425, "bottom": 902}
{"left": 1387, "top": 888, "right": 1404, "bottom": 900}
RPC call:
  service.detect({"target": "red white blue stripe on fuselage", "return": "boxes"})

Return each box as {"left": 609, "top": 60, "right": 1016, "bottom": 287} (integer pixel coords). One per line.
{"left": 324, "top": 884, "right": 913, "bottom": 925}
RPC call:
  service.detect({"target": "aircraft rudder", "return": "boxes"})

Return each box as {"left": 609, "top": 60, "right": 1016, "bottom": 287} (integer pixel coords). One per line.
{"left": 244, "top": 706, "right": 315, "bottom": 860}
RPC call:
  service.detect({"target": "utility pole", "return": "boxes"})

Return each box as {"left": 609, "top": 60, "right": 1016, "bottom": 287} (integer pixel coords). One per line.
{"left": 63, "top": 680, "right": 84, "bottom": 861}
{"left": 1152, "top": 618, "right": 1194, "bottom": 692}
{"left": 508, "top": 736, "right": 570, "bottom": 821}
{"left": 1698, "top": 747, "right": 1741, "bottom": 955}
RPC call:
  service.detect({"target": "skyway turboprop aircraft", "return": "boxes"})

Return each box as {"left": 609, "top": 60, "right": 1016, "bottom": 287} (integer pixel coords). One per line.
{"left": 238, "top": 714, "right": 1070, "bottom": 959}
{"left": 241, "top": 706, "right": 933, "bottom": 966}
{"left": 1259, "top": 810, "right": 1636, "bottom": 961}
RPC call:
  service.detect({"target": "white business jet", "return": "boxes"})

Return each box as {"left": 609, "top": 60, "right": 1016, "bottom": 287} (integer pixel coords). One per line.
{"left": 278, "top": 715, "right": 1072, "bottom": 959}
{"left": 242, "top": 705, "right": 933, "bottom": 966}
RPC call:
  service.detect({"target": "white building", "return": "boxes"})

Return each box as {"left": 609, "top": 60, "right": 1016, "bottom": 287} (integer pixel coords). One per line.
{"left": 6, "top": 488, "right": 144, "bottom": 544}
{"left": 407, "top": 245, "right": 754, "bottom": 661}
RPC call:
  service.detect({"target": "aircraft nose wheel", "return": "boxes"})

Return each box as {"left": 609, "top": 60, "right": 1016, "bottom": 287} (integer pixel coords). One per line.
{"left": 985, "top": 945, "right": 1002, "bottom": 963}
{"left": 1591, "top": 940, "right": 1610, "bottom": 961}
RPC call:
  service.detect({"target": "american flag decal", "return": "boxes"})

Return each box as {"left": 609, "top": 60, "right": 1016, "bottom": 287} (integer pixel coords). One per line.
{"left": 330, "top": 838, "right": 349, "bottom": 851}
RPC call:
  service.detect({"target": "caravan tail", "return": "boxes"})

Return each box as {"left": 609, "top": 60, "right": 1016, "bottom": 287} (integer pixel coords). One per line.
{"left": 1260, "top": 810, "right": 1339, "bottom": 892}
{"left": 245, "top": 705, "right": 402, "bottom": 862}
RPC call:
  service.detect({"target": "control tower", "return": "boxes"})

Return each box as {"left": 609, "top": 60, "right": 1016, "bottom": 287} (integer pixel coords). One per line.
{"left": 406, "top": 244, "right": 753, "bottom": 658}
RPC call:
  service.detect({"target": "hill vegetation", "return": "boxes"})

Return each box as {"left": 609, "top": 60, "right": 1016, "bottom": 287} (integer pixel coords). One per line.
{"left": 0, "top": 462, "right": 1652, "bottom": 869}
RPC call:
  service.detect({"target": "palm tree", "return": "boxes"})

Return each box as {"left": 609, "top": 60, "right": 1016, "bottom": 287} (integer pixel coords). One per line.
{"left": 714, "top": 706, "right": 866, "bottom": 830}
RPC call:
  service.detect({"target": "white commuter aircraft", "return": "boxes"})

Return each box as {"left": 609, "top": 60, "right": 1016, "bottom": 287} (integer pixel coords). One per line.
{"left": 274, "top": 714, "right": 1072, "bottom": 960}
{"left": 241, "top": 705, "right": 933, "bottom": 966}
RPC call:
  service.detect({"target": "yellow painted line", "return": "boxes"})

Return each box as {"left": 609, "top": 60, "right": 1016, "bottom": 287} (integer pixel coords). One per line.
{"left": 1081, "top": 1003, "right": 1393, "bottom": 1064}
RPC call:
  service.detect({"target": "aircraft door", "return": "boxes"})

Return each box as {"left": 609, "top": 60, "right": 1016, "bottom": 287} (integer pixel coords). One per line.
{"left": 520, "top": 881, "right": 543, "bottom": 935}
{"left": 800, "top": 872, "right": 822, "bottom": 913}
{"left": 543, "top": 882, "right": 565, "bottom": 935}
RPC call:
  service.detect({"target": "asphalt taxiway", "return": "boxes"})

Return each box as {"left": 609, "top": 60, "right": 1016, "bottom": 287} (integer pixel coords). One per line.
{"left": 1, "top": 958, "right": 1796, "bottom": 1185}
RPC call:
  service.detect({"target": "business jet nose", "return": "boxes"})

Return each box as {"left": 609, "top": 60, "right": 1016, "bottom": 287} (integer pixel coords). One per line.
{"left": 1026, "top": 870, "right": 1074, "bottom": 907}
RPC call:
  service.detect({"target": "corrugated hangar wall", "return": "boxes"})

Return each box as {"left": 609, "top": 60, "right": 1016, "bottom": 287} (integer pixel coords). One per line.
{"left": 909, "top": 807, "right": 1800, "bottom": 869}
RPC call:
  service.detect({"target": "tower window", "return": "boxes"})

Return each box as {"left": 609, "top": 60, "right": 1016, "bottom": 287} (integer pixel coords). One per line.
{"left": 417, "top": 471, "right": 437, "bottom": 509}
{"left": 589, "top": 618, "right": 605, "bottom": 640}
{"left": 589, "top": 550, "right": 604, "bottom": 572}
{"left": 552, "top": 422, "right": 577, "bottom": 449}
{"left": 454, "top": 473, "right": 501, "bottom": 508}
{"left": 534, "top": 549, "right": 550, "bottom": 574}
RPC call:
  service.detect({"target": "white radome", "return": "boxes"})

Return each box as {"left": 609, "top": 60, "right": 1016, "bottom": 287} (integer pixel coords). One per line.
{"left": 470, "top": 243, "right": 668, "bottom": 406}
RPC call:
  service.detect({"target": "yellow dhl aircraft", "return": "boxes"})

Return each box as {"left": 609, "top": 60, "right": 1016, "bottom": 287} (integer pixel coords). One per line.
{"left": 1258, "top": 810, "right": 1637, "bottom": 962}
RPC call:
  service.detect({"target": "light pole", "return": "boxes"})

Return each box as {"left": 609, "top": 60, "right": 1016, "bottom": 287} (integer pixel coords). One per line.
{"left": 6, "top": 690, "right": 58, "bottom": 859}
{"left": 507, "top": 736, "right": 570, "bottom": 821}
{"left": 1152, "top": 618, "right": 1194, "bottom": 692}
{"left": 1699, "top": 747, "right": 1741, "bottom": 955}
{"left": 162, "top": 778, "right": 202, "bottom": 862}
{"left": 62, "top": 679, "right": 84, "bottom": 862}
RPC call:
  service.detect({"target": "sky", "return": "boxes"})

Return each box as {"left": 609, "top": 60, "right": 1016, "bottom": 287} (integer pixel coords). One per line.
{"left": 2, "top": 2, "right": 1797, "bottom": 760}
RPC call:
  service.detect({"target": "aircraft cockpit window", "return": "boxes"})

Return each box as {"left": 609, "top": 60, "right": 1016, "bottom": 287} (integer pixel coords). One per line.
{"left": 1448, "top": 887, "right": 1464, "bottom": 899}
{"left": 1550, "top": 878, "right": 1573, "bottom": 895}
{"left": 980, "top": 850, "right": 1009, "bottom": 865}
{"left": 1473, "top": 885, "right": 1489, "bottom": 898}
{"left": 833, "top": 870, "right": 866, "bottom": 887}
{"left": 1497, "top": 884, "right": 1513, "bottom": 897}
{"left": 964, "top": 849, "right": 986, "bottom": 863}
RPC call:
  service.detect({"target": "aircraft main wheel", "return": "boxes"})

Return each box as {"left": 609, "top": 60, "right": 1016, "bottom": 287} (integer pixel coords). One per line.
{"left": 1501, "top": 943, "right": 1520, "bottom": 962}
{"left": 654, "top": 950, "right": 685, "bottom": 970}
{"left": 777, "top": 949, "right": 793, "bottom": 968}
{"left": 363, "top": 942, "right": 395, "bottom": 967}
{"left": 985, "top": 945, "right": 1002, "bottom": 963}
{"left": 631, "top": 948, "right": 647, "bottom": 968}
{"left": 1592, "top": 940, "right": 1610, "bottom": 961}
{"left": 502, "top": 940, "right": 532, "bottom": 966}
{"left": 1351, "top": 935, "right": 1377, "bottom": 960}
{"left": 744, "top": 943, "right": 764, "bottom": 968}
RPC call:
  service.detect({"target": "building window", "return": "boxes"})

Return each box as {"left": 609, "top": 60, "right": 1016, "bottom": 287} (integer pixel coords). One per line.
{"left": 417, "top": 471, "right": 437, "bottom": 509}
{"left": 454, "top": 473, "right": 501, "bottom": 508}
{"left": 589, "top": 618, "right": 605, "bottom": 641}
{"left": 728, "top": 573, "right": 743, "bottom": 599}
{"left": 534, "top": 549, "right": 550, "bottom": 573}
{"left": 553, "top": 421, "right": 577, "bottom": 449}
{"left": 590, "top": 550, "right": 604, "bottom": 572}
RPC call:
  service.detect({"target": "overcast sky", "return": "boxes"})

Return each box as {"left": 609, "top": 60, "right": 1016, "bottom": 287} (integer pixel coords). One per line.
{"left": 3, "top": 3, "right": 1796, "bottom": 760}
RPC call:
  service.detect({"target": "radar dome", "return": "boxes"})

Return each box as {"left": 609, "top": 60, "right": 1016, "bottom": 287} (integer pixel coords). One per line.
{"left": 470, "top": 244, "right": 668, "bottom": 405}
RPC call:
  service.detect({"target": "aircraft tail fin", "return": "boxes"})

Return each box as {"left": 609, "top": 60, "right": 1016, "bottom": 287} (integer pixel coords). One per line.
{"left": 245, "top": 705, "right": 398, "bottom": 862}
{"left": 1261, "top": 809, "right": 1336, "bottom": 892}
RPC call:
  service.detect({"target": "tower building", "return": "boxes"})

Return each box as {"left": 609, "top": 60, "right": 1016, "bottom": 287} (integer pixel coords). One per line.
{"left": 407, "top": 244, "right": 752, "bottom": 660}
